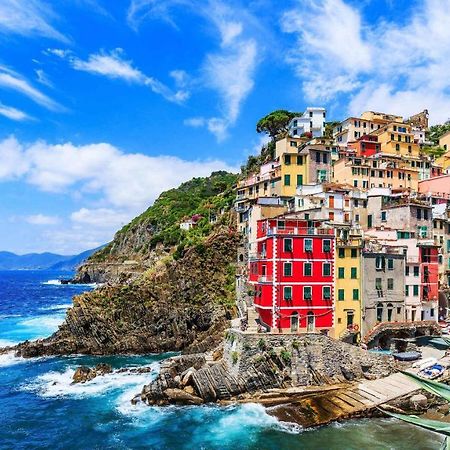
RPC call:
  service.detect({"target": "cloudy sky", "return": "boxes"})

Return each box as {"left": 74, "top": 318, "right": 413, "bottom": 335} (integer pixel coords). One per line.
{"left": 0, "top": 0, "right": 449, "bottom": 254}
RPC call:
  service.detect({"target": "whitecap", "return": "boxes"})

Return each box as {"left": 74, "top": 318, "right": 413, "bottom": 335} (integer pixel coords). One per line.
{"left": 0, "top": 351, "right": 25, "bottom": 368}
{"left": 42, "top": 279, "right": 62, "bottom": 285}
{"left": 0, "top": 339, "right": 17, "bottom": 347}
{"left": 39, "top": 303, "right": 73, "bottom": 311}
{"left": 19, "top": 315, "right": 65, "bottom": 330}
{"left": 25, "top": 363, "right": 158, "bottom": 402}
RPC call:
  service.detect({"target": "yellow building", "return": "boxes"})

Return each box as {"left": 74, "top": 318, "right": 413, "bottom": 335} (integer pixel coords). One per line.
{"left": 440, "top": 130, "right": 450, "bottom": 152}
{"left": 370, "top": 122, "right": 420, "bottom": 157}
{"left": 436, "top": 131, "right": 450, "bottom": 172}
{"left": 334, "top": 228, "right": 364, "bottom": 342}
{"left": 275, "top": 137, "right": 309, "bottom": 197}
{"left": 333, "top": 155, "right": 419, "bottom": 191}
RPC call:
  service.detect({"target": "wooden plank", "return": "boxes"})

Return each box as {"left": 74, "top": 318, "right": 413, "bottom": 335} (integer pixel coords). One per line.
{"left": 356, "top": 385, "right": 388, "bottom": 401}
{"left": 327, "top": 395, "right": 357, "bottom": 413}
{"left": 336, "top": 392, "right": 367, "bottom": 409}
{"left": 345, "top": 390, "right": 376, "bottom": 407}
{"left": 365, "top": 381, "right": 398, "bottom": 397}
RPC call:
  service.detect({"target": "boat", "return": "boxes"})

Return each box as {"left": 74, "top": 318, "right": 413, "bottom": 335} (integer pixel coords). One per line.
{"left": 418, "top": 363, "right": 446, "bottom": 379}
{"left": 392, "top": 351, "right": 421, "bottom": 362}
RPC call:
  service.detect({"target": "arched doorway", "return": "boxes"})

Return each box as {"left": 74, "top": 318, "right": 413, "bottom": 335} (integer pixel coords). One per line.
{"left": 307, "top": 311, "right": 315, "bottom": 333}
{"left": 291, "top": 311, "right": 299, "bottom": 333}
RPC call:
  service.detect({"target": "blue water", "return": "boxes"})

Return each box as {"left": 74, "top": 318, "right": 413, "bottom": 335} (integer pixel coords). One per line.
{"left": 0, "top": 271, "right": 445, "bottom": 449}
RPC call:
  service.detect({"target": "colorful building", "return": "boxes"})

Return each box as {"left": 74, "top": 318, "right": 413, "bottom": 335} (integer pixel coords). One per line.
{"left": 288, "top": 107, "right": 326, "bottom": 138}
{"left": 249, "top": 215, "right": 335, "bottom": 333}
{"left": 334, "top": 226, "right": 363, "bottom": 342}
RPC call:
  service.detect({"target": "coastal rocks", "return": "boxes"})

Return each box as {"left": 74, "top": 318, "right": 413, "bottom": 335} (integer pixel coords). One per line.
{"left": 409, "top": 394, "right": 428, "bottom": 409}
{"left": 72, "top": 363, "right": 112, "bottom": 383}
{"left": 10, "top": 231, "right": 238, "bottom": 358}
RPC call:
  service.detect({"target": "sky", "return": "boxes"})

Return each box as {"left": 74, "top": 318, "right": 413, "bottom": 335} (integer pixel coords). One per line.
{"left": 1, "top": 0, "right": 450, "bottom": 255}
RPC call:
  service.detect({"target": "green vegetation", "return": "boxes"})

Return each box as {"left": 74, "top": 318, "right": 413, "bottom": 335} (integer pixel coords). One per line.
{"left": 89, "top": 171, "right": 238, "bottom": 262}
{"left": 280, "top": 349, "right": 292, "bottom": 364}
{"left": 258, "top": 338, "right": 267, "bottom": 351}
{"left": 422, "top": 145, "right": 446, "bottom": 159}
{"left": 231, "top": 351, "right": 239, "bottom": 364}
{"left": 256, "top": 109, "right": 301, "bottom": 139}
{"left": 429, "top": 123, "right": 450, "bottom": 145}
{"left": 324, "top": 121, "right": 340, "bottom": 139}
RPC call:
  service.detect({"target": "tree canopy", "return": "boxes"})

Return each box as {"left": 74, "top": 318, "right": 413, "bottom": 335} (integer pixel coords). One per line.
{"left": 429, "top": 122, "right": 450, "bottom": 145}
{"left": 256, "top": 110, "right": 301, "bottom": 139}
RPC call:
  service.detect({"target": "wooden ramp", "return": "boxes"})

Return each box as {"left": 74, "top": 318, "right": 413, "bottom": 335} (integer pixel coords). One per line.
{"left": 268, "top": 371, "right": 428, "bottom": 428}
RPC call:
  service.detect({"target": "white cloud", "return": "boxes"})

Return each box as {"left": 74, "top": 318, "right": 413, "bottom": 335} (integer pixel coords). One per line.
{"left": 0, "top": 0, "right": 67, "bottom": 41}
{"left": 0, "top": 102, "right": 31, "bottom": 121}
{"left": 0, "top": 136, "right": 237, "bottom": 210}
{"left": 71, "top": 208, "right": 129, "bottom": 228}
{"left": 34, "top": 69, "right": 53, "bottom": 88}
{"left": 26, "top": 214, "right": 60, "bottom": 225}
{"left": 47, "top": 47, "right": 189, "bottom": 103}
{"left": 0, "top": 66, "right": 61, "bottom": 111}
{"left": 282, "top": 0, "right": 450, "bottom": 124}
{"left": 127, "top": 0, "right": 260, "bottom": 140}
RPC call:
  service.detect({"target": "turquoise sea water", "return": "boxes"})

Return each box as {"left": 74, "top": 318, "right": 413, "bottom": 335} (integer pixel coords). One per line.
{"left": 0, "top": 271, "right": 445, "bottom": 449}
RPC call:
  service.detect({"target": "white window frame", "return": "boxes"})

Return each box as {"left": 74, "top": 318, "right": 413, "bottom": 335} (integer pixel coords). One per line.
{"left": 303, "top": 286, "right": 312, "bottom": 300}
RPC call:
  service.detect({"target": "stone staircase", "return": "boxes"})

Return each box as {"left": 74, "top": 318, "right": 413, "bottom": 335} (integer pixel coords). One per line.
{"left": 247, "top": 306, "right": 259, "bottom": 333}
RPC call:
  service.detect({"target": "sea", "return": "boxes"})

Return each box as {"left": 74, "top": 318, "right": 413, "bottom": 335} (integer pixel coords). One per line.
{"left": 0, "top": 270, "right": 445, "bottom": 449}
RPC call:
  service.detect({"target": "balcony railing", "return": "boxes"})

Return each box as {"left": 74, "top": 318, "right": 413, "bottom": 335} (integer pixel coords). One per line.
{"left": 265, "top": 227, "right": 334, "bottom": 236}
{"left": 258, "top": 275, "right": 273, "bottom": 283}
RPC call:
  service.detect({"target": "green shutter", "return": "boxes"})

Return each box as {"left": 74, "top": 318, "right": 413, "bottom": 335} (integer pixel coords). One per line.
{"left": 352, "top": 289, "right": 359, "bottom": 300}
{"left": 338, "top": 289, "right": 345, "bottom": 301}
{"left": 323, "top": 263, "right": 331, "bottom": 276}
{"left": 323, "top": 286, "right": 331, "bottom": 299}
{"left": 351, "top": 267, "right": 357, "bottom": 279}
{"left": 284, "top": 174, "right": 291, "bottom": 186}
{"left": 338, "top": 267, "right": 345, "bottom": 278}
{"left": 296, "top": 174, "right": 303, "bottom": 186}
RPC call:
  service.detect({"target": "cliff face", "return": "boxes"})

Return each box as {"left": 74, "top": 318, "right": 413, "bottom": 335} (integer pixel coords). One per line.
{"left": 16, "top": 228, "right": 239, "bottom": 357}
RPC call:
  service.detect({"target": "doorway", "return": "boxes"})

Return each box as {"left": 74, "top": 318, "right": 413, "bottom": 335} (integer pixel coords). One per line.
{"left": 291, "top": 312, "right": 299, "bottom": 333}
{"left": 307, "top": 312, "right": 315, "bottom": 332}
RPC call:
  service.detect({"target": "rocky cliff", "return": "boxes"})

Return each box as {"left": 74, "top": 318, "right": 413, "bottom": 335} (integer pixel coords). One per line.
{"left": 15, "top": 227, "right": 239, "bottom": 357}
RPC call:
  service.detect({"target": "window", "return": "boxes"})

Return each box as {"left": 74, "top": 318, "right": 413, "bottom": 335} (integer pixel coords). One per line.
{"left": 352, "top": 289, "right": 359, "bottom": 300}
{"left": 351, "top": 248, "right": 357, "bottom": 258}
{"left": 387, "top": 259, "right": 394, "bottom": 270}
{"left": 375, "top": 278, "right": 382, "bottom": 290}
{"left": 277, "top": 220, "right": 285, "bottom": 230}
{"left": 377, "top": 303, "right": 383, "bottom": 322}
{"left": 387, "top": 304, "right": 393, "bottom": 321}
{"left": 405, "top": 266, "right": 410, "bottom": 276}
{"left": 304, "top": 286, "right": 312, "bottom": 300}
{"left": 338, "top": 289, "right": 345, "bottom": 301}
{"left": 323, "top": 153, "right": 328, "bottom": 164}
{"left": 290, "top": 140, "right": 297, "bottom": 147}
{"left": 376, "top": 256, "right": 385, "bottom": 270}
{"left": 413, "top": 285, "right": 419, "bottom": 296}
{"left": 284, "top": 262, "right": 292, "bottom": 277}
{"left": 413, "top": 266, "right": 419, "bottom": 277}
{"left": 283, "top": 286, "right": 292, "bottom": 301}
{"left": 316, "top": 152, "right": 321, "bottom": 163}
{"left": 297, "top": 155, "right": 303, "bottom": 165}
{"left": 284, "top": 174, "right": 291, "bottom": 186}
{"left": 381, "top": 211, "right": 387, "bottom": 222}
{"left": 304, "top": 239, "right": 313, "bottom": 252}
{"left": 323, "top": 239, "right": 331, "bottom": 253}
{"left": 285, "top": 155, "right": 291, "bottom": 165}
{"left": 323, "top": 286, "right": 331, "bottom": 300}
{"left": 406, "top": 285, "right": 409, "bottom": 296}
{"left": 387, "top": 278, "right": 394, "bottom": 290}
{"left": 351, "top": 267, "right": 357, "bottom": 279}
{"left": 338, "top": 267, "right": 345, "bottom": 278}
{"left": 284, "top": 238, "right": 293, "bottom": 252}
{"left": 296, "top": 174, "right": 303, "bottom": 186}
{"left": 338, "top": 248, "right": 345, "bottom": 258}
{"left": 323, "top": 263, "right": 331, "bottom": 277}
{"left": 304, "top": 263, "right": 312, "bottom": 276}
{"left": 396, "top": 143, "right": 400, "bottom": 151}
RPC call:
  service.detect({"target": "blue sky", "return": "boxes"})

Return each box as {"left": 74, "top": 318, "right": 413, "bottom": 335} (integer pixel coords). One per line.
{"left": 0, "top": 0, "right": 449, "bottom": 254}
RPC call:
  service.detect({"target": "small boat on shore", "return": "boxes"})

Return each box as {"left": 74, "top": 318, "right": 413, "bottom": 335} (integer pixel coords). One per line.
{"left": 418, "top": 363, "right": 445, "bottom": 380}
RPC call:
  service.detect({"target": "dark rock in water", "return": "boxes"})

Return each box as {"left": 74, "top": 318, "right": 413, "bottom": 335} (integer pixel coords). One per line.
{"left": 163, "top": 388, "right": 203, "bottom": 405}
{"left": 72, "top": 363, "right": 112, "bottom": 383}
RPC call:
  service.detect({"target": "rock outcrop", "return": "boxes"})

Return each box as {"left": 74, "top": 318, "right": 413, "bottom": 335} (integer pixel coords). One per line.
{"left": 13, "top": 230, "right": 239, "bottom": 357}
{"left": 137, "top": 332, "right": 399, "bottom": 407}
{"left": 72, "top": 363, "right": 112, "bottom": 383}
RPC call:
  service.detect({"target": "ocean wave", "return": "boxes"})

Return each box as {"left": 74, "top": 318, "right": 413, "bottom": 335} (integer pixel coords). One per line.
{"left": 42, "top": 279, "right": 63, "bottom": 285}
{"left": 25, "top": 363, "right": 159, "bottom": 402}
{"left": 39, "top": 303, "right": 73, "bottom": 311}
{"left": 41, "top": 279, "right": 98, "bottom": 288}
{"left": 0, "top": 351, "right": 25, "bottom": 368}
{"left": 19, "top": 315, "right": 65, "bottom": 330}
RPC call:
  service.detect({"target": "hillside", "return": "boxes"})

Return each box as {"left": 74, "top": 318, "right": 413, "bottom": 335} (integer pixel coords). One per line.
{"left": 12, "top": 171, "right": 240, "bottom": 357}
{"left": 0, "top": 249, "right": 98, "bottom": 271}
{"left": 74, "top": 170, "right": 238, "bottom": 283}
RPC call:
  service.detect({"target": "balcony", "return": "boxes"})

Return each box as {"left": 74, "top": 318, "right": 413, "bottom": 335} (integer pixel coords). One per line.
{"left": 265, "top": 226, "right": 334, "bottom": 236}
{"left": 258, "top": 275, "right": 273, "bottom": 283}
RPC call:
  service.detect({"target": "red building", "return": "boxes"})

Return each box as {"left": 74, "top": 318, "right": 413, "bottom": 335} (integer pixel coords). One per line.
{"left": 249, "top": 215, "right": 335, "bottom": 333}
{"left": 349, "top": 134, "right": 380, "bottom": 157}
{"left": 419, "top": 243, "right": 439, "bottom": 307}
